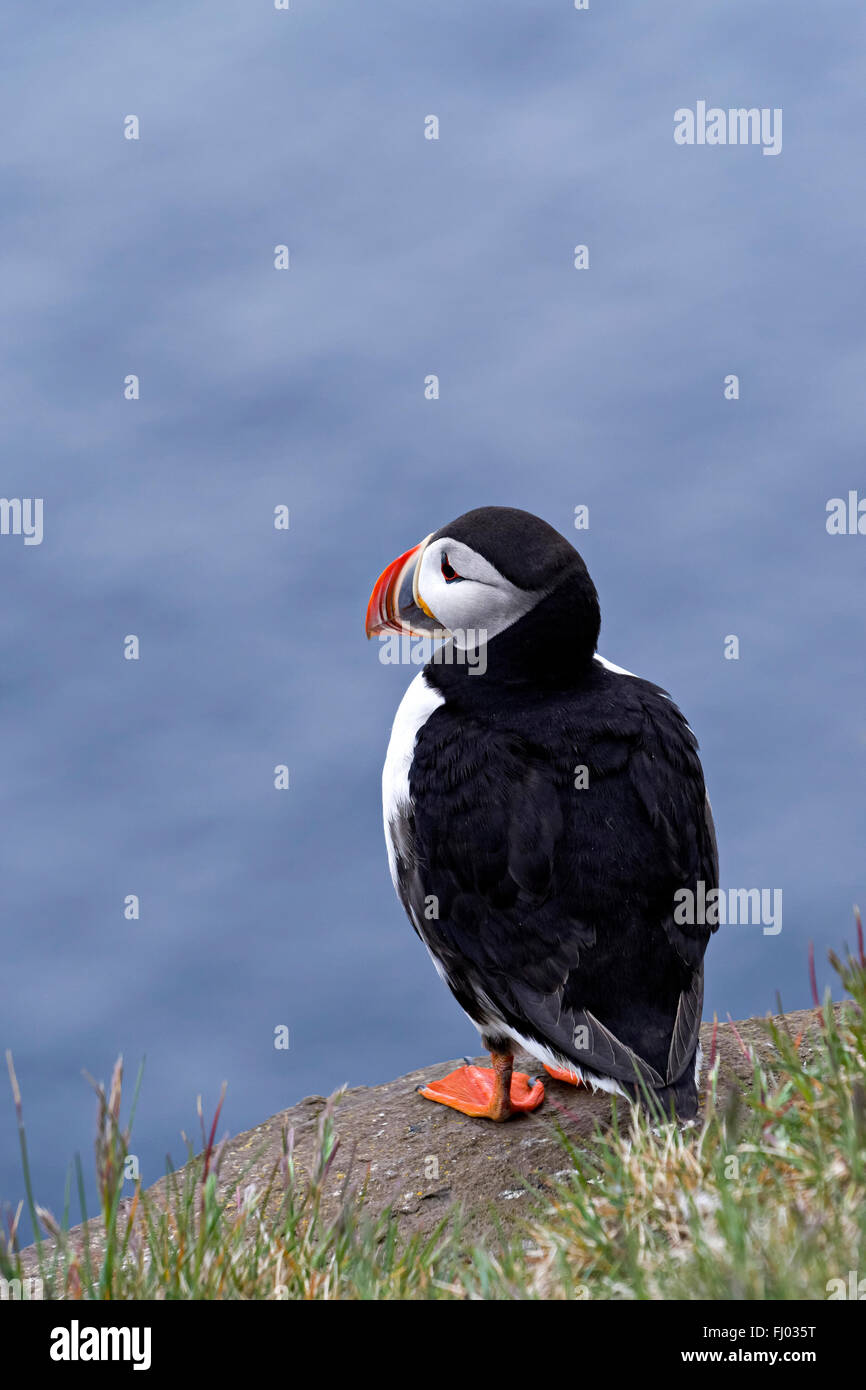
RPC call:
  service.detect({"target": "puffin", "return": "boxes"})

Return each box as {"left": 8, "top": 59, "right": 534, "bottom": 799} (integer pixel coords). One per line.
{"left": 365, "top": 507, "right": 718, "bottom": 1122}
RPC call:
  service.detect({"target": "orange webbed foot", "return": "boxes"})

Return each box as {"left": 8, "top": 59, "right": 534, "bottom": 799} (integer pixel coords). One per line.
{"left": 418, "top": 1055, "right": 544, "bottom": 1121}
{"left": 543, "top": 1062, "right": 590, "bottom": 1087}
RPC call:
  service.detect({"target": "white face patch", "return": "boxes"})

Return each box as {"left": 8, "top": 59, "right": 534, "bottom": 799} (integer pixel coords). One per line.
{"left": 414, "top": 537, "right": 545, "bottom": 648}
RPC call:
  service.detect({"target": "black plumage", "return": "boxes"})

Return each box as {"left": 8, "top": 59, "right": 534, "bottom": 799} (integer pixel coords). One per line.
{"left": 385, "top": 512, "right": 718, "bottom": 1119}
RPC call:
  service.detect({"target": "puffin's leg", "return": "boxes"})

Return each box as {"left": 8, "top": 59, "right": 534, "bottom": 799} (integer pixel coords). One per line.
{"left": 543, "top": 1062, "right": 590, "bottom": 1087}
{"left": 418, "top": 1046, "right": 544, "bottom": 1121}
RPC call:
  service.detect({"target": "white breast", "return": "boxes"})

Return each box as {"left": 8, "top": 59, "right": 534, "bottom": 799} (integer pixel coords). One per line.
{"left": 382, "top": 670, "right": 444, "bottom": 888}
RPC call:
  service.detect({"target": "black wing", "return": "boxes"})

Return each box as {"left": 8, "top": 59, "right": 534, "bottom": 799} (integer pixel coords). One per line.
{"left": 396, "top": 668, "right": 718, "bottom": 1099}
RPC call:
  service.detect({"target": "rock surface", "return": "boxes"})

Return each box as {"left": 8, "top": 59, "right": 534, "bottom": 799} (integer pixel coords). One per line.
{"left": 17, "top": 1005, "right": 832, "bottom": 1271}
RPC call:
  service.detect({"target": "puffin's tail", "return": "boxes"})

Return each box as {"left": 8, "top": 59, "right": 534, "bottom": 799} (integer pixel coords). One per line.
{"left": 628, "top": 1048, "right": 701, "bottom": 1121}
{"left": 646, "top": 1072, "right": 699, "bottom": 1121}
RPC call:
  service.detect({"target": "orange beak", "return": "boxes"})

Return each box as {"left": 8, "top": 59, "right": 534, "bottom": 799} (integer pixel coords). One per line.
{"left": 365, "top": 536, "right": 446, "bottom": 639}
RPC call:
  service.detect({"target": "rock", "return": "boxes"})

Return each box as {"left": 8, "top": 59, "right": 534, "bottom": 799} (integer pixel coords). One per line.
{"left": 14, "top": 1005, "right": 838, "bottom": 1270}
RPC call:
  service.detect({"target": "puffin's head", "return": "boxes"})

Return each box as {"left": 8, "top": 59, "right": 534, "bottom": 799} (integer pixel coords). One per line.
{"left": 365, "top": 506, "right": 601, "bottom": 675}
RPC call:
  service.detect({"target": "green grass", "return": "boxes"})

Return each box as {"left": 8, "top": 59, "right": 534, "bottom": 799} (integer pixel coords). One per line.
{"left": 3, "top": 922, "right": 866, "bottom": 1300}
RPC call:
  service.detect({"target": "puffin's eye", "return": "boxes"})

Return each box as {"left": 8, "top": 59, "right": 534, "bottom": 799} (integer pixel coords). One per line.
{"left": 441, "top": 553, "right": 461, "bottom": 582}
